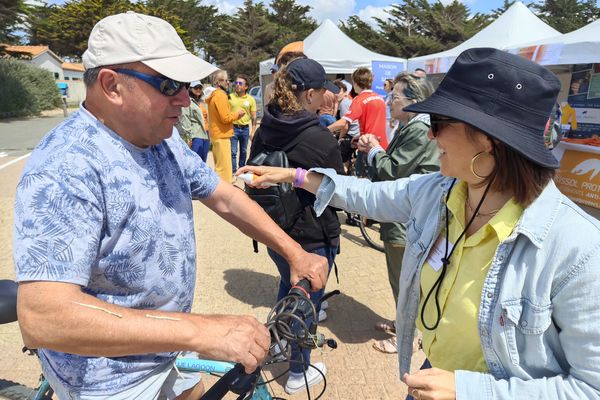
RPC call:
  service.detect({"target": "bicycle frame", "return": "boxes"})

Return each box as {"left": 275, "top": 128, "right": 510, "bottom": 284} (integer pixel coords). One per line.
{"left": 175, "top": 358, "right": 273, "bottom": 400}
{"left": 22, "top": 358, "right": 273, "bottom": 400}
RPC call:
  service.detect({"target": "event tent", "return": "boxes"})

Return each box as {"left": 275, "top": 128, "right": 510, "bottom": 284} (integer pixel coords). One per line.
{"left": 258, "top": 19, "right": 407, "bottom": 76}
{"left": 407, "top": 1, "right": 560, "bottom": 73}
{"left": 508, "top": 18, "right": 600, "bottom": 66}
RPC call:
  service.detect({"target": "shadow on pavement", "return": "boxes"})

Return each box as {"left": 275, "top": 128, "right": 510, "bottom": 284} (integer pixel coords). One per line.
{"left": 223, "top": 268, "right": 389, "bottom": 345}
{"left": 223, "top": 268, "right": 278, "bottom": 309}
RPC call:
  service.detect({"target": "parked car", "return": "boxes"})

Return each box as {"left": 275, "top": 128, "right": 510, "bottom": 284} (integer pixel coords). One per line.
{"left": 249, "top": 85, "right": 263, "bottom": 119}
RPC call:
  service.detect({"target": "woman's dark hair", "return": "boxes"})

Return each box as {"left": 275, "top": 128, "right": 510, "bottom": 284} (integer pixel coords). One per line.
{"left": 334, "top": 79, "right": 347, "bottom": 93}
{"left": 465, "top": 125, "right": 555, "bottom": 206}
{"left": 188, "top": 86, "right": 203, "bottom": 101}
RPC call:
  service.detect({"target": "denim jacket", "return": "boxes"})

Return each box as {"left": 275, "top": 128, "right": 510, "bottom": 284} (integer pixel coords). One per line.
{"left": 312, "top": 169, "right": 600, "bottom": 399}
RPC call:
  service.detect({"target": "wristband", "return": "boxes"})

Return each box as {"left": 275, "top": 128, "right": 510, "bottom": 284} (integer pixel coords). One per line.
{"left": 293, "top": 167, "right": 307, "bottom": 188}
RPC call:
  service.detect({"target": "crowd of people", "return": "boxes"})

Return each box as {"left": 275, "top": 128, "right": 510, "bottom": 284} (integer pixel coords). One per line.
{"left": 11, "top": 10, "right": 600, "bottom": 400}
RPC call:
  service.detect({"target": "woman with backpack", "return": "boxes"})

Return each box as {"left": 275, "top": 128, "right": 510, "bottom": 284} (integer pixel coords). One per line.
{"left": 246, "top": 57, "right": 344, "bottom": 394}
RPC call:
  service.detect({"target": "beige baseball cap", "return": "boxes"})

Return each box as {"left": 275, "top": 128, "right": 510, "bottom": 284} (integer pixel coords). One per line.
{"left": 82, "top": 12, "right": 217, "bottom": 82}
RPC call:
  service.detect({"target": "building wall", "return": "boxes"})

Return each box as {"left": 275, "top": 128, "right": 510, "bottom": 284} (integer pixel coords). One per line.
{"left": 56, "top": 80, "right": 86, "bottom": 106}
{"left": 30, "top": 53, "right": 63, "bottom": 80}
{"left": 63, "top": 69, "right": 84, "bottom": 81}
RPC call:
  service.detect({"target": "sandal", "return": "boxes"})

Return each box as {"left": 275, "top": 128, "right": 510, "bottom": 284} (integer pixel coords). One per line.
{"left": 372, "top": 337, "right": 397, "bottom": 354}
{"left": 374, "top": 319, "right": 396, "bottom": 334}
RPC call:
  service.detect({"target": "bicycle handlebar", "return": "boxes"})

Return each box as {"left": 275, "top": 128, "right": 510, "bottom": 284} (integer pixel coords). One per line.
{"left": 201, "top": 279, "right": 336, "bottom": 400}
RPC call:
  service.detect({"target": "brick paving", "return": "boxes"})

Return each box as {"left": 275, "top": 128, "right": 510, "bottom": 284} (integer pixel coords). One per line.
{"left": 0, "top": 149, "right": 425, "bottom": 399}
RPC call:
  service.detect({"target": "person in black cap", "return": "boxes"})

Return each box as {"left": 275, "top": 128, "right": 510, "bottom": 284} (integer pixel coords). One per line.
{"left": 239, "top": 47, "right": 600, "bottom": 399}
{"left": 240, "top": 57, "right": 344, "bottom": 394}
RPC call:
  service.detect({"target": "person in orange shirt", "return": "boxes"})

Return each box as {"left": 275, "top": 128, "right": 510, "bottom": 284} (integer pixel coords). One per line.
{"left": 206, "top": 70, "right": 244, "bottom": 182}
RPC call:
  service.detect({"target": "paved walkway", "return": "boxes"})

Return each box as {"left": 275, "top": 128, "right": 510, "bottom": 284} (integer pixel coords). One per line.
{"left": 0, "top": 117, "right": 425, "bottom": 399}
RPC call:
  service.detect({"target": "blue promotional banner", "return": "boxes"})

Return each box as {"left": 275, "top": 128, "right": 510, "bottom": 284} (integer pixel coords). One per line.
{"left": 371, "top": 61, "right": 405, "bottom": 96}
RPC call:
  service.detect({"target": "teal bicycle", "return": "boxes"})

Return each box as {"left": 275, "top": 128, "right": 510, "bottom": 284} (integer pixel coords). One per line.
{"left": 0, "top": 279, "right": 336, "bottom": 400}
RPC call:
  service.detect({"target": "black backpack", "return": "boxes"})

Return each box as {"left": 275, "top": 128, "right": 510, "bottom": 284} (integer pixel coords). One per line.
{"left": 244, "top": 129, "right": 311, "bottom": 231}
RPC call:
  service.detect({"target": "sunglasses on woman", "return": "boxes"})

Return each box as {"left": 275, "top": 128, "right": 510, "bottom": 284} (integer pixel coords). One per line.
{"left": 429, "top": 115, "right": 461, "bottom": 137}
{"left": 113, "top": 69, "right": 190, "bottom": 96}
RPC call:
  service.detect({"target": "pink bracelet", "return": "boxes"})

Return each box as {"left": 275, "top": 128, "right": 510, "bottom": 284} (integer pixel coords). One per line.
{"left": 293, "top": 168, "right": 307, "bottom": 188}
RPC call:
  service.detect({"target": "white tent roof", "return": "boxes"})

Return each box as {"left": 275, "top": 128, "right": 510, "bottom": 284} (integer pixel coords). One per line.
{"left": 408, "top": 1, "right": 560, "bottom": 73}
{"left": 259, "top": 19, "right": 406, "bottom": 76}
{"left": 508, "top": 18, "right": 600, "bottom": 65}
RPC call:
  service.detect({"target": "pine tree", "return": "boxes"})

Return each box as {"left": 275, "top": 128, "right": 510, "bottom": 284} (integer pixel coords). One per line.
{"left": 208, "top": 0, "right": 278, "bottom": 84}
{"left": 0, "top": 0, "right": 27, "bottom": 43}
{"left": 268, "top": 0, "right": 316, "bottom": 52}
{"left": 533, "top": 0, "right": 600, "bottom": 33}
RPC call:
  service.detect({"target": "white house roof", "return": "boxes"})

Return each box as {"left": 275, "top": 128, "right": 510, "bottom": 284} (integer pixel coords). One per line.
{"left": 259, "top": 19, "right": 406, "bottom": 76}
{"left": 408, "top": 2, "right": 561, "bottom": 73}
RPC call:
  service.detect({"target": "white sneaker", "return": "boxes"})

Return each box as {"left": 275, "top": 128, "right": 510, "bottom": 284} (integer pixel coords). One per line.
{"left": 285, "top": 362, "right": 327, "bottom": 394}
{"left": 320, "top": 300, "right": 329, "bottom": 310}
{"left": 318, "top": 309, "right": 327, "bottom": 322}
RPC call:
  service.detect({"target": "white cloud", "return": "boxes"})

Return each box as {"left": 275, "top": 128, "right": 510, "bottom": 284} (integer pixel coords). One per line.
{"left": 298, "top": 0, "right": 356, "bottom": 24}
{"left": 357, "top": 5, "right": 390, "bottom": 28}
{"left": 200, "top": 0, "right": 360, "bottom": 26}
{"left": 205, "top": 0, "right": 240, "bottom": 15}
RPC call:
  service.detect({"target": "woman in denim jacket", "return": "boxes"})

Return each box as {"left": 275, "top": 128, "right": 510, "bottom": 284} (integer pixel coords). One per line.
{"left": 238, "top": 48, "right": 600, "bottom": 399}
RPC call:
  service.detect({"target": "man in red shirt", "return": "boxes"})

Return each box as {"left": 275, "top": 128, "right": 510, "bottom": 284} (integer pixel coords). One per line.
{"left": 328, "top": 67, "right": 388, "bottom": 150}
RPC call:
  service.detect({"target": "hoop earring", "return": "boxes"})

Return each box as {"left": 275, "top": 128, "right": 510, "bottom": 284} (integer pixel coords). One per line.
{"left": 470, "top": 151, "right": 490, "bottom": 180}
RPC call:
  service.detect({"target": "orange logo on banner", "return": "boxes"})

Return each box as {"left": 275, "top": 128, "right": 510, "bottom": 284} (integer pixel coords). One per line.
{"left": 555, "top": 150, "right": 600, "bottom": 208}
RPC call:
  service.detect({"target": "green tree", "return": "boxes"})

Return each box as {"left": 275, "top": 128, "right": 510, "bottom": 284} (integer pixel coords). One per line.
{"left": 268, "top": 0, "right": 317, "bottom": 52}
{"left": 532, "top": 0, "right": 600, "bottom": 32}
{"left": 488, "top": 0, "right": 518, "bottom": 19}
{"left": 339, "top": 15, "right": 393, "bottom": 55}
{"left": 26, "top": 0, "right": 189, "bottom": 59}
{"left": 0, "top": 0, "right": 27, "bottom": 43}
{"left": 376, "top": 0, "right": 488, "bottom": 58}
{"left": 208, "top": 0, "right": 278, "bottom": 84}
{"left": 143, "top": 0, "right": 220, "bottom": 57}
{"left": 0, "top": 58, "right": 62, "bottom": 117}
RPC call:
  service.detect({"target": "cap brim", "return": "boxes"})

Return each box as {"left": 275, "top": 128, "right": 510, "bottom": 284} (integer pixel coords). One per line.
{"left": 323, "top": 80, "right": 340, "bottom": 94}
{"left": 143, "top": 52, "right": 218, "bottom": 82}
{"left": 405, "top": 93, "right": 559, "bottom": 168}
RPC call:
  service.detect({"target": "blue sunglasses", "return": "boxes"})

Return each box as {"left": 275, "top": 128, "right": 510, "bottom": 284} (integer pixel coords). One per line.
{"left": 113, "top": 69, "right": 189, "bottom": 96}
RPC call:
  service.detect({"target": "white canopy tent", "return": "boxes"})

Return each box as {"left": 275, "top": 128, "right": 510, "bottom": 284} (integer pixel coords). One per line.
{"left": 258, "top": 19, "right": 407, "bottom": 77}
{"left": 407, "top": 1, "right": 560, "bottom": 73}
{"left": 508, "top": 18, "right": 600, "bottom": 66}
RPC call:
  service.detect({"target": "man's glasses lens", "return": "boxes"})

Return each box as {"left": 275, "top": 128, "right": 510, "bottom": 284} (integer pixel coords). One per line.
{"left": 234, "top": 81, "right": 244, "bottom": 86}
{"left": 113, "top": 69, "right": 188, "bottom": 97}
{"left": 160, "top": 79, "right": 187, "bottom": 96}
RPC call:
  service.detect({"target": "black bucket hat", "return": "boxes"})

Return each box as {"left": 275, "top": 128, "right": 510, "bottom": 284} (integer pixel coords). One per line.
{"left": 404, "top": 47, "right": 561, "bottom": 168}
{"left": 286, "top": 58, "right": 340, "bottom": 94}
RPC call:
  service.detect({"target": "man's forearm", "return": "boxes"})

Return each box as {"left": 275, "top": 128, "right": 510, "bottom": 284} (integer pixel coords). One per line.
{"left": 18, "top": 280, "right": 269, "bottom": 371}
{"left": 18, "top": 281, "right": 199, "bottom": 357}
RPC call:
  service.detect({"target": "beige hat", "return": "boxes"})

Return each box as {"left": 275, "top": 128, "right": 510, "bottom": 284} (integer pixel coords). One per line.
{"left": 82, "top": 12, "right": 217, "bottom": 82}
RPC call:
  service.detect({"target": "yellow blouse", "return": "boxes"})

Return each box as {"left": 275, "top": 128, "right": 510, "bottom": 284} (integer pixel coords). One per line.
{"left": 416, "top": 181, "right": 523, "bottom": 372}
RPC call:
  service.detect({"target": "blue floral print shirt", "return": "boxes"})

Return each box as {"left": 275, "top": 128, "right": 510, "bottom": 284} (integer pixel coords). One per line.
{"left": 13, "top": 105, "right": 219, "bottom": 394}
